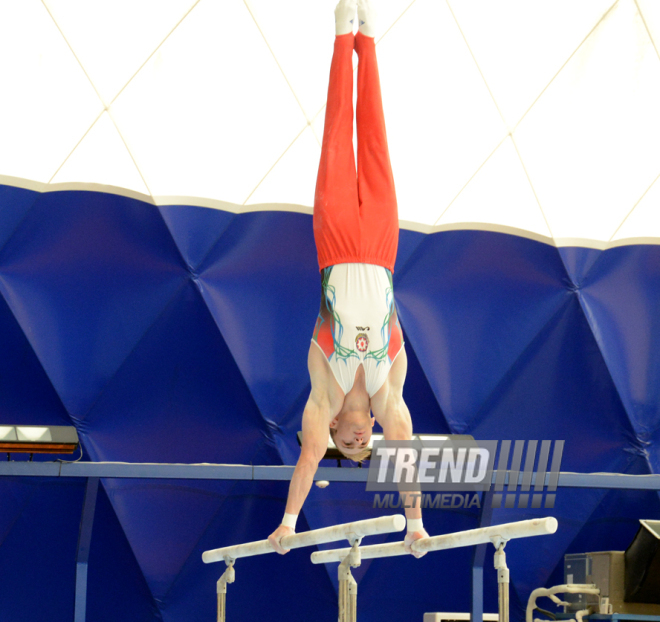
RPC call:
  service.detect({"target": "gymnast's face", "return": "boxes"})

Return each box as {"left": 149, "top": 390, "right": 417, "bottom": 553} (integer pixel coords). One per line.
{"left": 330, "top": 409, "right": 375, "bottom": 456}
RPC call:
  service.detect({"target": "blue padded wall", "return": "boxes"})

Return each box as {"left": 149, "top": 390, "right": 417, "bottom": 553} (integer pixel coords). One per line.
{"left": 1, "top": 183, "right": 659, "bottom": 622}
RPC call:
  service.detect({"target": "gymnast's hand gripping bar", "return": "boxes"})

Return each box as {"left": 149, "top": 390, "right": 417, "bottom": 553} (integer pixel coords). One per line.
{"left": 202, "top": 514, "right": 406, "bottom": 563}
{"left": 310, "top": 517, "right": 558, "bottom": 564}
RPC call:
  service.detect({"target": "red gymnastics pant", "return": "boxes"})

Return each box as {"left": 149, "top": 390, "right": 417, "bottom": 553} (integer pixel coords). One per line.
{"left": 313, "top": 31, "right": 399, "bottom": 274}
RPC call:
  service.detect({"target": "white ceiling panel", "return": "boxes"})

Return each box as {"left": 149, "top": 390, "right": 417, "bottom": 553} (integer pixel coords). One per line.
{"left": 247, "top": 0, "right": 355, "bottom": 123}
{"left": 0, "top": 0, "right": 102, "bottom": 182}
{"left": 44, "top": 0, "right": 198, "bottom": 106}
{"left": 611, "top": 174, "right": 660, "bottom": 241}
{"left": 638, "top": 0, "right": 660, "bottom": 51}
{"left": 371, "top": 0, "right": 418, "bottom": 42}
{"left": 436, "top": 137, "right": 551, "bottom": 238}
{"left": 377, "top": 0, "right": 508, "bottom": 225}
{"left": 1, "top": 0, "right": 660, "bottom": 246}
{"left": 245, "top": 126, "right": 320, "bottom": 208}
{"left": 514, "top": 0, "right": 660, "bottom": 242}
{"left": 247, "top": 0, "right": 412, "bottom": 124}
{"left": 50, "top": 112, "right": 150, "bottom": 195}
{"left": 244, "top": 0, "right": 332, "bottom": 122}
{"left": 312, "top": 105, "right": 328, "bottom": 149}
{"left": 449, "top": 0, "right": 615, "bottom": 128}
{"left": 109, "top": 0, "right": 307, "bottom": 204}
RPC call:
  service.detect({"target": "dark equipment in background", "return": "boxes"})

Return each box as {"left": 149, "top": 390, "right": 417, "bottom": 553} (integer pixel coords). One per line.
{"left": 562, "top": 520, "right": 660, "bottom": 617}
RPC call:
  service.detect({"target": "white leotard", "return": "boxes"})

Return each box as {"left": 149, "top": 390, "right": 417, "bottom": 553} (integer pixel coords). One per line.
{"left": 311, "top": 263, "right": 404, "bottom": 397}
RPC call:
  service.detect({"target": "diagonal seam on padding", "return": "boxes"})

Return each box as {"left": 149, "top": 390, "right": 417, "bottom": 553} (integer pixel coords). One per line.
{"left": 392, "top": 230, "right": 434, "bottom": 283}
{"left": 0, "top": 186, "right": 43, "bottom": 259}
{"left": 156, "top": 204, "right": 237, "bottom": 273}
{"left": 0, "top": 276, "right": 75, "bottom": 422}
{"left": 190, "top": 275, "right": 273, "bottom": 433}
{"left": 0, "top": 193, "right": 194, "bottom": 429}
{"left": 90, "top": 280, "right": 294, "bottom": 603}
{"left": 565, "top": 245, "right": 656, "bottom": 451}
{"left": 463, "top": 291, "right": 575, "bottom": 432}
{"left": 0, "top": 298, "right": 75, "bottom": 426}
{"left": 573, "top": 285, "right": 657, "bottom": 464}
{"left": 397, "top": 241, "right": 578, "bottom": 432}
{"left": 134, "top": 477, "right": 246, "bottom": 611}
{"left": 80, "top": 276, "right": 266, "bottom": 434}
{"left": 98, "top": 479, "right": 166, "bottom": 621}
{"left": 539, "top": 247, "right": 653, "bottom": 455}
{"left": 0, "top": 290, "right": 77, "bottom": 428}
{"left": 155, "top": 435, "right": 283, "bottom": 605}
{"left": 467, "top": 285, "right": 634, "bottom": 440}
{"left": 191, "top": 244, "right": 305, "bottom": 432}
{"left": 154, "top": 204, "right": 199, "bottom": 272}
{"left": 76, "top": 277, "right": 189, "bottom": 423}
{"left": 557, "top": 245, "right": 606, "bottom": 290}
{"left": 189, "top": 212, "right": 237, "bottom": 272}
{"left": 397, "top": 318, "right": 453, "bottom": 433}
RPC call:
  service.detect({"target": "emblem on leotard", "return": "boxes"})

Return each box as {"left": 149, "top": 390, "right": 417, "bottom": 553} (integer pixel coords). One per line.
{"left": 355, "top": 332, "right": 369, "bottom": 353}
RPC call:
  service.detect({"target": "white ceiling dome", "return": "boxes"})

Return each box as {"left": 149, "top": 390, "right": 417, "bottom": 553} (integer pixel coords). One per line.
{"left": 1, "top": 0, "right": 659, "bottom": 247}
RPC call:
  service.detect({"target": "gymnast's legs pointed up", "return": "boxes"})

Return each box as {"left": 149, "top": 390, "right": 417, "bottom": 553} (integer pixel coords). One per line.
{"left": 268, "top": 0, "right": 428, "bottom": 558}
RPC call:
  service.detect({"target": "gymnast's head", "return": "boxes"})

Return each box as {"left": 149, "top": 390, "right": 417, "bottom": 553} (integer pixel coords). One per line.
{"left": 329, "top": 406, "right": 375, "bottom": 462}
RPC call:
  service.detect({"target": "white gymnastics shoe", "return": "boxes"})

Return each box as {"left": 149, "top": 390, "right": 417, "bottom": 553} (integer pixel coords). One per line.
{"left": 357, "top": 0, "right": 377, "bottom": 37}
{"left": 335, "top": 0, "right": 357, "bottom": 36}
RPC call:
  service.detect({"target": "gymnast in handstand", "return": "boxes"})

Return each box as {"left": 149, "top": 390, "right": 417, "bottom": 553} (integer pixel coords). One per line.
{"left": 269, "top": 0, "right": 428, "bottom": 556}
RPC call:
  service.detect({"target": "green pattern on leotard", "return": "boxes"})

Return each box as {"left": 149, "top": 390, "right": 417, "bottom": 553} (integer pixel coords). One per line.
{"left": 364, "top": 268, "right": 394, "bottom": 363}
{"left": 313, "top": 266, "right": 359, "bottom": 361}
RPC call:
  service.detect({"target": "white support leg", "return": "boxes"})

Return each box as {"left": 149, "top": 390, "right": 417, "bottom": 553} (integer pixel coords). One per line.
{"left": 338, "top": 540, "right": 361, "bottom": 622}
{"left": 217, "top": 561, "right": 235, "bottom": 622}
{"left": 493, "top": 541, "right": 509, "bottom": 622}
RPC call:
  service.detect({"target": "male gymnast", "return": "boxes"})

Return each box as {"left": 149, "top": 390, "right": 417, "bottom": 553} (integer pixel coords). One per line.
{"left": 268, "top": 0, "right": 428, "bottom": 556}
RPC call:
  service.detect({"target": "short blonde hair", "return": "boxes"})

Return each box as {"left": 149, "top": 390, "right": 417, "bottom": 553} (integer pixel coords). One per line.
{"left": 329, "top": 428, "right": 372, "bottom": 463}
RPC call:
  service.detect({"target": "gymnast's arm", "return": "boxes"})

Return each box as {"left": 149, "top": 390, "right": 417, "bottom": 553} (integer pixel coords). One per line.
{"left": 371, "top": 348, "right": 429, "bottom": 558}
{"left": 268, "top": 346, "right": 340, "bottom": 554}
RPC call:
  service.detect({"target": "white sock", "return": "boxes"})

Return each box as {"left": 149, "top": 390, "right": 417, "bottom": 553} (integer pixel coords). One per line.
{"left": 357, "top": 0, "right": 376, "bottom": 38}
{"left": 335, "top": 0, "right": 357, "bottom": 36}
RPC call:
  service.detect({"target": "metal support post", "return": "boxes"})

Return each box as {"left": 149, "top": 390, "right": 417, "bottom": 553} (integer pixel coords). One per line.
{"left": 492, "top": 540, "right": 509, "bottom": 622}
{"left": 217, "top": 560, "right": 235, "bottom": 622}
{"left": 338, "top": 538, "right": 361, "bottom": 622}
{"left": 472, "top": 489, "right": 494, "bottom": 622}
